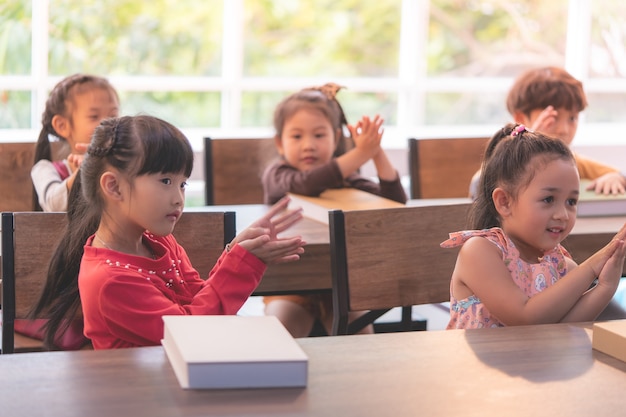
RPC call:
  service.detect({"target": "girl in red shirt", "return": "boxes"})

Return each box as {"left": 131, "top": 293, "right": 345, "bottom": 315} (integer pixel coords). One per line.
{"left": 32, "top": 115, "right": 305, "bottom": 349}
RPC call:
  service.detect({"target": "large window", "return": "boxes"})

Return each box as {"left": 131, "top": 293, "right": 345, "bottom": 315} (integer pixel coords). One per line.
{"left": 1, "top": 0, "right": 625, "bottom": 148}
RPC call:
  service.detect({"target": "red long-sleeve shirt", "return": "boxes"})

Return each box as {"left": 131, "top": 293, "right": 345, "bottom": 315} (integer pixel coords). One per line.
{"left": 79, "top": 232, "right": 265, "bottom": 349}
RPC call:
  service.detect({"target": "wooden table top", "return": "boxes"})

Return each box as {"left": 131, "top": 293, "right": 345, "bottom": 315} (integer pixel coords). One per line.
{"left": 0, "top": 322, "right": 624, "bottom": 416}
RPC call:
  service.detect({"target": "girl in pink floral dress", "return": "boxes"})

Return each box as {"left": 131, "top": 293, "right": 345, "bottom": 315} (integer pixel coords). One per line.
{"left": 442, "top": 123, "right": 626, "bottom": 329}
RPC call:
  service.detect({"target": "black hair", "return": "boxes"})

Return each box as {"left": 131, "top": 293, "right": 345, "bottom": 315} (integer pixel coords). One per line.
{"left": 30, "top": 115, "right": 193, "bottom": 349}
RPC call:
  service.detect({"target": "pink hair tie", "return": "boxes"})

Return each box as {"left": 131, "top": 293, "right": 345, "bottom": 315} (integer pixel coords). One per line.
{"left": 511, "top": 124, "right": 526, "bottom": 137}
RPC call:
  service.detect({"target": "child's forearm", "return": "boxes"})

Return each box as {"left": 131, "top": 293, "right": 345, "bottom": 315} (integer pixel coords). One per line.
{"left": 335, "top": 147, "right": 375, "bottom": 178}
{"left": 559, "top": 282, "right": 615, "bottom": 322}
{"left": 372, "top": 150, "right": 398, "bottom": 182}
{"left": 513, "top": 268, "right": 599, "bottom": 325}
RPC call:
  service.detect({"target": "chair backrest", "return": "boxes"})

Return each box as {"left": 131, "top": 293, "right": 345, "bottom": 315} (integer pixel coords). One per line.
{"left": 329, "top": 203, "right": 471, "bottom": 335}
{"left": 1, "top": 210, "right": 235, "bottom": 354}
{"left": 408, "top": 137, "right": 488, "bottom": 199}
{"left": 204, "top": 137, "right": 278, "bottom": 205}
{"left": 0, "top": 141, "right": 69, "bottom": 211}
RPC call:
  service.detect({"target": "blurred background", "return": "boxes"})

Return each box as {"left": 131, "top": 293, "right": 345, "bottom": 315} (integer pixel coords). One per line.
{"left": 1, "top": 0, "right": 625, "bottom": 150}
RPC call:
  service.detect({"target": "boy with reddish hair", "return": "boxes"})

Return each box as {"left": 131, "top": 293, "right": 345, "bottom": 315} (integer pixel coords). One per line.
{"left": 470, "top": 66, "right": 626, "bottom": 199}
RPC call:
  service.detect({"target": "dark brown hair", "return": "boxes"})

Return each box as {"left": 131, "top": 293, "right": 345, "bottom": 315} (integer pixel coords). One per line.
{"left": 273, "top": 83, "right": 354, "bottom": 157}
{"left": 506, "top": 66, "right": 588, "bottom": 117}
{"left": 468, "top": 123, "right": 575, "bottom": 230}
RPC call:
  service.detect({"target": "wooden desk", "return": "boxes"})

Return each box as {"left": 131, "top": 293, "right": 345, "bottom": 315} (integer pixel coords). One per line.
{"left": 0, "top": 322, "right": 625, "bottom": 416}
{"left": 186, "top": 204, "right": 626, "bottom": 296}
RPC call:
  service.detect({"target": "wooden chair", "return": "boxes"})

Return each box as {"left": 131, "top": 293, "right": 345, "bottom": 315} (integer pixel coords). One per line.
{"left": 0, "top": 141, "right": 69, "bottom": 211}
{"left": 1, "top": 211, "right": 235, "bottom": 354}
{"left": 204, "top": 137, "right": 278, "bottom": 205}
{"left": 328, "top": 203, "right": 471, "bottom": 335}
{"left": 408, "top": 137, "right": 489, "bottom": 199}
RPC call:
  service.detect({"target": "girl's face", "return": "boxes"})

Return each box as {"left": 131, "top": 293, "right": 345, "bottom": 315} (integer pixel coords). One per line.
{"left": 498, "top": 157, "right": 579, "bottom": 262}
{"left": 276, "top": 108, "right": 337, "bottom": 172}
{"left": 64, "top": 88, "right": 119, "bottom": 152}
{"left": 121, "top": 171, "right": 187, "bottom": 238}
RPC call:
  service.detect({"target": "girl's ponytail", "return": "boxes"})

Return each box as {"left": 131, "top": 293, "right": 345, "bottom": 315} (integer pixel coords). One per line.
{"left": 29, "top": 171, "right": 99, "bottom": 349}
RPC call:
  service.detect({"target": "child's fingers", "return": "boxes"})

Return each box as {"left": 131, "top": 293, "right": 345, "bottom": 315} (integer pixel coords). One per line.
{"left": 271, "top": 210, "right": 303, "bottom": 234}
{"left": 243, "top": 237, "right": 306, "bottom": 264}
{"left": 261, "top": 196, "right": 291, "bottom": 220}
{"left": 597, "top": 239, "right": 626, "bottom": 289}
{"left": 614, "top": 222, "right": 626, "bottom": 241}
{"left": 347, "top": 124, "right": 358, "bottom": 138}
{"left": 236, "top": 233, "right": 271, "bottom": 252}
{"left": 531, "top": 109, "right": 556, "bottom": 132}
{"left": 249, "top": 197, "right": 292, "bottom": 228}
{"left": 231, "top": 227, "right": 268, "bottom": 247}
{"left": 74, "top": 143, "right": 89, "bottom": 154}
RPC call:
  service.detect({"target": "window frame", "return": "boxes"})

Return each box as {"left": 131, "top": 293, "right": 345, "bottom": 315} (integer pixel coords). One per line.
{"left": 1, "top": 0, "right": 625, "bottom": 149}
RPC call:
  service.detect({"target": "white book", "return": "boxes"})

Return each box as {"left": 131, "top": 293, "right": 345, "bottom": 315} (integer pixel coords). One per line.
{"left": 592, "top": 320, "right": 626, "bottom": 363}
{"left": 577, "top": 180, "right": 626, "bottom": 217}
{"left": 162, "top": 315, "right": 308, "bottom": 389}
{"left": 288, "top": 188, "right": 404, "bottom": 225}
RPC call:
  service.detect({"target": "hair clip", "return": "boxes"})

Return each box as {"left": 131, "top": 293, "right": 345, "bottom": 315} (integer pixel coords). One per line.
{"left": 309, "top": 82, "right": 345, "bottom": 101}
{"left": 511, "top": 124, "right": 527, "bottom": 137}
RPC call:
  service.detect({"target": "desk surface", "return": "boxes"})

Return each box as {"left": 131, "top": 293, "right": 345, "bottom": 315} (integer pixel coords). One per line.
{"left": 0, "top": 322, "right": 624, "bottom": 417}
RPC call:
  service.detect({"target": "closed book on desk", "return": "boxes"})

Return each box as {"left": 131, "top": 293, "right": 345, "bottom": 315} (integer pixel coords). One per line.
{"left": 288, "top": 188, "right": 404, "bottom": 225}
{"left": 592, "top": 320, "right": 626, "bottom": 363}
{"left": 162, "top": 315, "right": 308, "bottom": 389}
{"left": 577, "top": 180, "right": 626, "bottom": 217}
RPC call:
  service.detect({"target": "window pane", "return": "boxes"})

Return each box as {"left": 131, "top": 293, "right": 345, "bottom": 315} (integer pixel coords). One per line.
{"left": 0, "top": 91, "right": 31, "bottom": 128}
{"left": 121, "top": 92, "right": 221, "bottom": 128}
{"left": 48, "top": 0, "right": 223, "bottom": 76}
{"left": 0, "top": 1, "right": 32, "bottom": 75}
{"left": 427, "top": 0, "right": 568, "bottom": 77}
{"left": 589, "top": 0, "right": 626, "bottom": 78}
{"left": 243, "top": 1, "right": 401, "bottom": 77}
{"left": 240, "top": 90, "right": 397, "bottom": 128}
{"left": 339, "top": 91, "right": 398, "bottom": 126}
{"left": 586, "top": 93, "right": 626, "bottom": 123}
{"left": 241, "top": 91, "right": 286, "bottom": 127}
{"left": 425, "top": 92, "right": 508, "bottom": 125}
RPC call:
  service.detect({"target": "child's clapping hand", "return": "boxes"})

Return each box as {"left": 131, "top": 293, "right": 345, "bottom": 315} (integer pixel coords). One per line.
{"left": 67, "top": 143, "right": 89, "bottom": 173}
{"left": 230, "top": 197, "right": 305, "bottom": 264}
{"left": 348, "top": 115, "right": 384, "bottom": 157}
{"left": 585, "top": 223, "right": 626, "bottom": 292}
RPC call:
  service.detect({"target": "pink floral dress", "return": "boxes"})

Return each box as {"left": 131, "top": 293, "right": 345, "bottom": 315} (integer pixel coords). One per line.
{"left": 440, "top": 227, "right": 572, "bottom": 329}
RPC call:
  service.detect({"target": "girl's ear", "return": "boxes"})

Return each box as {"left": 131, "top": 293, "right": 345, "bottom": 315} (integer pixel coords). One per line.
{"left": 99, "top": 171, "right": 124, "bottom": 202}
{"left": 274, "top": 135, "right": 284, "bottom": 156}
{"left": 51, "top": 114, "right": 71, "bottom": 139}
{"left": 492, "top": 187, "right": 513, "bottom": 218}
